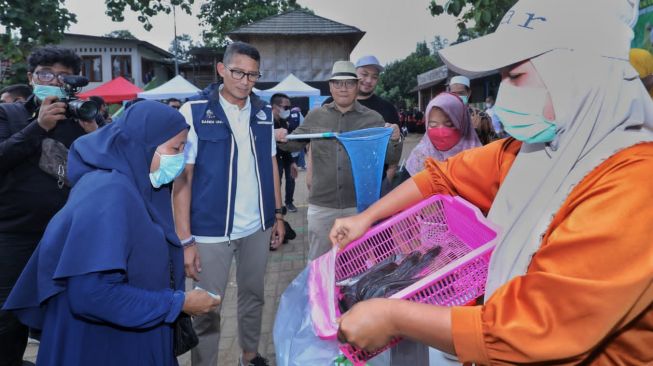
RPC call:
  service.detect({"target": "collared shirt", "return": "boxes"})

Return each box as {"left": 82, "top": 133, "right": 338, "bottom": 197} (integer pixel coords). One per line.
{"left": 185, "top": 87, "right": 276, "bottom": 243}
{"left": 279, "top": 101, "right": 402, "bottom": 209}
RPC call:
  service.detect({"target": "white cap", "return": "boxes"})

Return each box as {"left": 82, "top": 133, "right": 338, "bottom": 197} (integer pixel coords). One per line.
{"left": 355, "top": 55, "right": 384, "bottom": 73}
{"left": 438, "top": 0, "right": 638, "bottom": 77}
{"left": 449, "top": 75, "right": 470, "bottom": 87}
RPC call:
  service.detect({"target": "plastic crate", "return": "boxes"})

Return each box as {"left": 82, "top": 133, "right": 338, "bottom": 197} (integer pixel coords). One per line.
{"left": 334, "top": 194, "right": 498, "bottom": 365}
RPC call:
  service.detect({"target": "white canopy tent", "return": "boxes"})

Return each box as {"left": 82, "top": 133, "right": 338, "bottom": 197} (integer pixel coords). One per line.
{"left": 137, "top": 75, "right": 201, "bottom": 100}
{"left": 258, "top": 73, "right": 320, "bottom": 97}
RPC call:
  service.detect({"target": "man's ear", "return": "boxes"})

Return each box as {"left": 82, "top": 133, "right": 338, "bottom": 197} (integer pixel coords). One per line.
{"left": 216, "top": 63, "right": 225, "bottom": 78}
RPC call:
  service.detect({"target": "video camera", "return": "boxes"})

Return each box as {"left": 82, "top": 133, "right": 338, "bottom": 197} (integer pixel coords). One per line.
{"left": 60, "top": 75, "right": 98, "bottom": 121}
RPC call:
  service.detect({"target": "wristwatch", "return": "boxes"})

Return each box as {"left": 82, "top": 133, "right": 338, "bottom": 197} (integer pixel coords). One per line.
{"left": 275, "top": 207, "right": 287, "bottom": 215}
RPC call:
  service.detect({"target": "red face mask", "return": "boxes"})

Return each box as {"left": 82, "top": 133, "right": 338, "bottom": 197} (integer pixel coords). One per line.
{"left": 427, "top": 127, "right": 462, "bottom": 151}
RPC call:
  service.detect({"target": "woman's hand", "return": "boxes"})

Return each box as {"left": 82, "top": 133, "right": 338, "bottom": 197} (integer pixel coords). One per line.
{"left": 329, "top": 213, "right": 374, "bottom": 250}
{"left": 337, "top": 298, "right": 398, "bottom": 352}
{"left": 182, "top": 289, "right": 220, "bottom": 316}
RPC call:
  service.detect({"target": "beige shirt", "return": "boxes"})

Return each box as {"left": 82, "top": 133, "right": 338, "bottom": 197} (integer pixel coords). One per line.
{"left": 279, "top": 101, "right": 402, "bottom": 209}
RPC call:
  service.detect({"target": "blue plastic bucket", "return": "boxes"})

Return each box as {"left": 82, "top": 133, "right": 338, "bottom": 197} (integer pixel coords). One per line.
{"left": 336, "top": 127, "right": 392, "bottom": 212}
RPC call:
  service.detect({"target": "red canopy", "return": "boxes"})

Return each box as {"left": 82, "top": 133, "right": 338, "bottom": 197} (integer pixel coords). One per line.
{"left": 78, "top": 77, "right": 143, "bottom": 104}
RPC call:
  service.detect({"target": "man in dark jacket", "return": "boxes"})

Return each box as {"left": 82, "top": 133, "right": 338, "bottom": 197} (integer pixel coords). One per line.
{"left": 173, "top": 41, "right": 284, "bottom": 366}
{"left": 0, "top": 85, "right": 31, "bottom": 104}
{"left": 270, "top": 93, "right": 299, "bottom": 213}
{"left": 0, "top": 46, "right": 97, "bottom": 366}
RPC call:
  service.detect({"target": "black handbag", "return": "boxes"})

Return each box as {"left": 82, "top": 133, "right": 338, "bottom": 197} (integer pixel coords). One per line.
{"left": 169, "top": 261, "right": 199, "bottom": 356}
{"left": 173, "top": 313, "right": 198, "bottom": 357}
{"left": 38, "top": 138, "right": 71, "bottom": 189}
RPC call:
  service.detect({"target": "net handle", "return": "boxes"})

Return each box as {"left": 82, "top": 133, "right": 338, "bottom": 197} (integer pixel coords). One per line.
{"left": 285, "top": 132, "right": 337, "bottom": 140}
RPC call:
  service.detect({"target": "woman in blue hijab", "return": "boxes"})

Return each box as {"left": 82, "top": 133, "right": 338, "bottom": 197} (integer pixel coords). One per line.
{"left": 3, "top": 101, "right": 220, "bottom": 365}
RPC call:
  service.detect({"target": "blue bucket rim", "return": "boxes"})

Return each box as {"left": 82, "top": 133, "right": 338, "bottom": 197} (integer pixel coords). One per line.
{"left": 336, "top": 127, "right": 392, "bottom": 142}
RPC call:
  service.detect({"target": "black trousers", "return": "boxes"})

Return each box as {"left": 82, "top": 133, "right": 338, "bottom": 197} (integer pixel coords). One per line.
{"left": 276, "top": 155, "right": 295, "bottom": 205}
{"left": 0, "top": 232, "right": 40, "bottom": 366}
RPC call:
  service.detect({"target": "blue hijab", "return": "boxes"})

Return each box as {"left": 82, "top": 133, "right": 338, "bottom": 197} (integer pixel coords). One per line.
{"left": 3, "top": 101, "right": 188, "bottom": 327}
{"left": 67, "top": 100, "right": 188, "bottom": 244}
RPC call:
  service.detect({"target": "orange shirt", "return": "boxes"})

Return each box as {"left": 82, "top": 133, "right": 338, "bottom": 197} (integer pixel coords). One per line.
{"left": 412, "top": 138, "right": 653, "bottom": 365}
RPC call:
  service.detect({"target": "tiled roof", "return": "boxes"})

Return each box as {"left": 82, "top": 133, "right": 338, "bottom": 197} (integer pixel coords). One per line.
{"left": 63, "top": 33, "right": 173, "bottom": 58}
{"left": 228, "top": 10, "right": 364, "bottom": 36}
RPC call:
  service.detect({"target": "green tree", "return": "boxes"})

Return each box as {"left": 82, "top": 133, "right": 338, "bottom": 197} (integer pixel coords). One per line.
{"left": 415, "top": 41, "right": 431, "bottom": 57}
{"left": 430, "top": 35, "right": 449, "bottom": 53}
{"left": 376, "top": 42, "right": 440, "bottom": 107}
{"left": 0, "top": 0, "right": 196, "bottom": 85}
{"left": 104, "top": 0, "right": 195, "bottom": 32}
{"left": 169, "top": 33, "right": 197, "bottom": 62}
{"left": 0, "top": 0, "right": 76, "bottom": 84}
{"left": 429, "top": 0, "right": 517, "bottom": 39}
{"left": 430, "top": 35, "right": 449, "bottom": 64}
{"left": 104, "top": 29, "right": 137, "bottom": 39}
{"left": 198, "top": 0, "right": 308, "bottom": 46}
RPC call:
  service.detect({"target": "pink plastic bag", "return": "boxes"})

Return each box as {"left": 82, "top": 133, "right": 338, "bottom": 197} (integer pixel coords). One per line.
{"left": 307, "top": 247, "right": 339, "bottom": 340}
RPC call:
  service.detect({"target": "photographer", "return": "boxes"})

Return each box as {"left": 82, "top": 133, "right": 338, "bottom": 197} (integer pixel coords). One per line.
{"left": 0, "top": 46, "right": 97, "bottom": 365}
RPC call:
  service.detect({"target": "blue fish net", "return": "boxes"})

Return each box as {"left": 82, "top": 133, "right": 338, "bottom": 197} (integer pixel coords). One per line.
{"left": 336, "top": 127, "right": 392, "bottom": 212}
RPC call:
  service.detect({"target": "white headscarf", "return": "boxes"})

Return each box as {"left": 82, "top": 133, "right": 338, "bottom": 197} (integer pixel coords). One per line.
{"left": 485, "top": 48, "right": 653, "bottom": 297}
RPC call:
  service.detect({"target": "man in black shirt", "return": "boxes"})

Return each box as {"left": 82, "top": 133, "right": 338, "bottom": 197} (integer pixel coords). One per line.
{"left": 354, "top": 55, "right": 400, "bottom": 125}
{"left": 0, "top": 46, "right": 97, "bottom": 365}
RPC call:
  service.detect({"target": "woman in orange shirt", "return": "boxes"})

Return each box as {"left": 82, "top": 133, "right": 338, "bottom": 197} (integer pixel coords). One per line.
{"left": 329, "top": 0, "right": 653, "bottom": 364}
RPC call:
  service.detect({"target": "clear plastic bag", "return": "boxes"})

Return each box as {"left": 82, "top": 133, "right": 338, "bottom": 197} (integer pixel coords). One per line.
{"left": 274, "top": 266, "right": 391, "bottom": 366}
{"left": 274, "top": 267, "right": 342, "bottom": 365}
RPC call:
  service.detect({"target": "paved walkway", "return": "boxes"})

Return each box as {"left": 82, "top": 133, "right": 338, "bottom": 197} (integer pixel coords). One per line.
{"left": 23, "top": 133, "right": 422, "bottom": 366}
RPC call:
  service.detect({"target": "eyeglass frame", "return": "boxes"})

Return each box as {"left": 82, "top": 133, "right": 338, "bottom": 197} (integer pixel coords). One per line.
{"left": 33, "top": 70, "right": 72, "bottom": 84}
{"left": 329, "top": 79, "right": 358, "bottom": 89}
{"left": 224, "top": 65, "right": 262, "bottom": 82}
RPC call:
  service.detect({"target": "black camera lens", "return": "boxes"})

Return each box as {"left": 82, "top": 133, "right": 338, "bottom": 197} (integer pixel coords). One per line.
{"left": 67, "top": 99, "right": 98, "bottom": 121}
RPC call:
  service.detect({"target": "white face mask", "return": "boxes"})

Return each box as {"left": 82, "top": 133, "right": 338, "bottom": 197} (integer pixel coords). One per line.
{"left": 495, "top": 83, "right": 556, "bottom": 143}
{"left": 149, "top": 151, "right": 186, "bottom": 188}
{"left": 279, "top": 109, "right": 290, "bottom": 120}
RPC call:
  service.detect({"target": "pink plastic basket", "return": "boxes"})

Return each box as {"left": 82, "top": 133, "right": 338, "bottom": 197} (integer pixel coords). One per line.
{"left": 334, "top": 194, "right": 498, "bottom": 365}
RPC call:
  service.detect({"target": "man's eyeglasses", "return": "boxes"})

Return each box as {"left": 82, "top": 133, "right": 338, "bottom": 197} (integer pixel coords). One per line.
{"left": 224, "top": 65, "right": 261, "bottom": 82}
{"left": 277, "top": 105, "right": 291, "bottom": 111}
{"left": 33, "top": 70, "right": 71, "bottom": 83}
{"left": 330, "top": 79, "right": 357, "bottom": 89}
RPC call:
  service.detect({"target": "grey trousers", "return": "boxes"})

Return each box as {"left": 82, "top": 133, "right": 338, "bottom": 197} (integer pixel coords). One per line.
{"left": 307, "top": 204, "right": 358, "bottom": 261}
{"left": 190, "top": 229, "right": 270, "bottom": 366}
